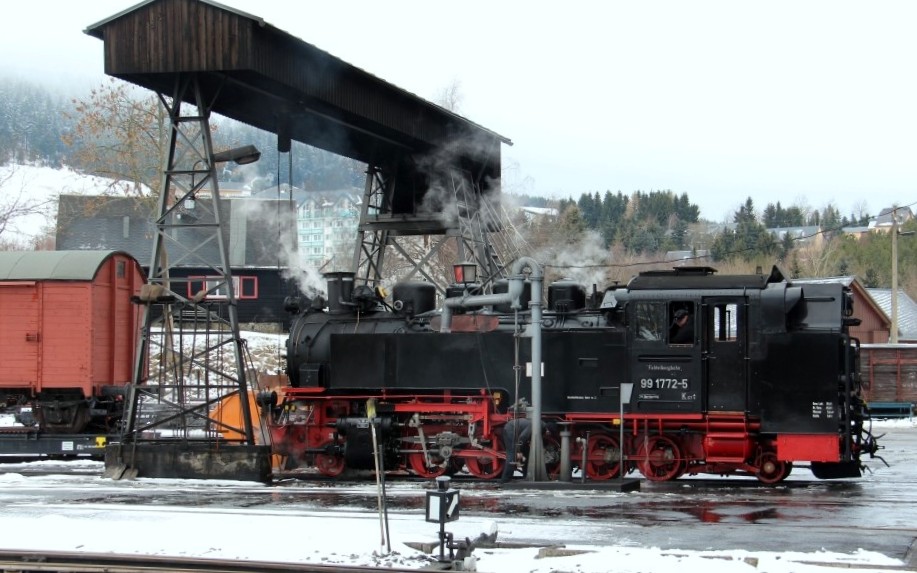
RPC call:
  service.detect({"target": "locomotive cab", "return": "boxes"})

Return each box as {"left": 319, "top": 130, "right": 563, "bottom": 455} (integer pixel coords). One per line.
{"left": 625, "top": 297, "right": 705, "bottom": 413}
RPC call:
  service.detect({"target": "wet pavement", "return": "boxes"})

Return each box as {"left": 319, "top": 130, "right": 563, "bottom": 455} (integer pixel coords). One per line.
{"left": 0, "top": 422, "right": 914, "bottom": 565}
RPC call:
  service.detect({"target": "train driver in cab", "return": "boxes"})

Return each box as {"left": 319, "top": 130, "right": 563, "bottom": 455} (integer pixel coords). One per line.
{"left": 670, "top": 308, "right": 694, "bottom": 344}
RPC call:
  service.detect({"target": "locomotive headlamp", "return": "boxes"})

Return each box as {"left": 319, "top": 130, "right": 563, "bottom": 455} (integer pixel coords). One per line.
{"left": 453, "top": 262, "right": 477, "bottom": 285}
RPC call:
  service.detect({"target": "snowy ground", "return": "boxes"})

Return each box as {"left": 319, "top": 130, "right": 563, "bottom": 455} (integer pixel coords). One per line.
{"left": 0, "top": 476, "right": 905, "bottom": 573}
{"left": 0, "top": 420, "right": 912, "bottom": 572}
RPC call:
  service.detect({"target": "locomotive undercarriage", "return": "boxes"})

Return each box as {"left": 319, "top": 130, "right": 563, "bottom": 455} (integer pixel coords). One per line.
{"left": 267, "top": 391, "right": 842, "bottom": 484}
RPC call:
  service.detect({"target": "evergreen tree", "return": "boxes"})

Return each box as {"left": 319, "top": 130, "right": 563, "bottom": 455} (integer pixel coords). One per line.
{"left": 671, "top": 219, "right": 689, "bottom": 250}
{"left": 675, "top": 192, "right": 700, "bottom": 223}
{"left": 599, "top": 191, "right": 628, "bottom": 246}
{"left": 762, "top": 200, "right": 805, "bottom": 228}
{"left": 711, "top": 197, "right": 778, "bottom": 262}
{"left": 790, "top": 252, "right": 802, "bottom": 278}
{"left": 0, "top": 78, "right": 75, "bottom": 165}
{"left": 735, "top": 197, "right": 757, "bottom": 225}
{"left": 864, "top": 268, "right": 879, "bottom": 288}
{"left": 838, "top": 259, "right": 849, "bottom": 276}
{"left": 556, "top": 204, "right": 587, "bottom": 244}
{"left": 577, "top": 192, "right": 601, "bottom": 229}
{"left": 780, "top": 231, "right": 795, "bottom": 260}
{"left": 821, "top": 204, "right": 841, "bottom": 231}
{"left": 762, "top": 202, "right": 779, "bottom": 228}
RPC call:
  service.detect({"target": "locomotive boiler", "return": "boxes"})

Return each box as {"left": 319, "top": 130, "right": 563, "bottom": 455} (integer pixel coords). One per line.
{"left": 268, "top": 264, "right": 879, "bottom": 483}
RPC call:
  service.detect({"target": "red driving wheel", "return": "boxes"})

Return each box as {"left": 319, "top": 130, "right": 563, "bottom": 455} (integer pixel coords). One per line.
{"left": 465, "top": 434, "right": 505, "bottom": 479}
{"left": 407, "top": 442, "right": 448, "bottom": 478}
{"left": 637, "top": 435, "right": 684, "bottom": 481}
{"left": 315, "top": 441, "right": 345, "bottom": 477}
{"left": 577, "top": 433, "right": 621, "bottom": 480}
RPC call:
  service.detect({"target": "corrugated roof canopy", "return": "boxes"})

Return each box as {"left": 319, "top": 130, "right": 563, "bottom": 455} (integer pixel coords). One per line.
{"left": 0, "top": 251, "right": 127, "bottom": 281}
{"left": 85, "top": 0, "right": 509, "bottom": 197}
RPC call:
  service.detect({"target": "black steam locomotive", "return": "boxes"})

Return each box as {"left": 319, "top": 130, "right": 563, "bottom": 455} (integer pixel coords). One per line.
{"left": 267, "top": 265, "right": 879, "bottom": 483}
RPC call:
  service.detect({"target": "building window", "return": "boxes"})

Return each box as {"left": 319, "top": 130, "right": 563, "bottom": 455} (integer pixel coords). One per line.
{"left": 188, "top": 275, "right": 259, "bottom": 300}
{"left": 239, "top": 276, "right": 258, "bottom": 299}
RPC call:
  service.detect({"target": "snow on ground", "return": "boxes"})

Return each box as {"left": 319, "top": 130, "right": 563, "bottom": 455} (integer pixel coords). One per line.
{"left": 0, "top": 421, "right": 911, "bottom": 572}
{"left": 0, "top": 477, "right": 904, "bottom": 573}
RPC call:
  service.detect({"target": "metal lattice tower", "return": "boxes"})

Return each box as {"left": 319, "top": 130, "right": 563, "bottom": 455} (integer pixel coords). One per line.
{"left": 352, "top": 164, "right": 527, "bottom": 293}
{"left": 352, "top": 164, "right": 394, "bottom": 287}
{"left": 450, "top": 170, "right": 529, "bottom": 289}
{"left": 119, "top": 75, "right": 257, "bottom": 455}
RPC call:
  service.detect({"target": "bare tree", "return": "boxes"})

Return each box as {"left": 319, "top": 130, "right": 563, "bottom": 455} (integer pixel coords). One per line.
{"left": 851, "top": 200, "right": 871, "bottom": 224}
{"left": 0, "top": 166, "right": 55, "bottom": 247}
{"left": 62, "top": 78, "right": 166, "bottom": 198}
{"left": 434, "top": 79, "right": 464, "bottom": 113}
{"left": 796, "top": 236, "right": 841, "bottom": 278}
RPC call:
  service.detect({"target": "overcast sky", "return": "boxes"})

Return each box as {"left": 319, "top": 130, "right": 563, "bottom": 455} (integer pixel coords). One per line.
{"left": 2, "top": 1, "right": 915, "bottom": 222}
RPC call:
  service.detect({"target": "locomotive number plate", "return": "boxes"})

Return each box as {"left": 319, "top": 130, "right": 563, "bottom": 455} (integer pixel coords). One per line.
{"left": 639, "top": 378, "right": 688, "bottom": 390}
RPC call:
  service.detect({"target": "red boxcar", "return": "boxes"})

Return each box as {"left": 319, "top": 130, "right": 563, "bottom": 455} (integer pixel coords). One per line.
{"left": 0, "top": 251, "right": 144, "bottom": 433}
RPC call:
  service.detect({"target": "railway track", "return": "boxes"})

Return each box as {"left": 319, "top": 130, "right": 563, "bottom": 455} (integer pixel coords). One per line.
{"left": 0, "top": 550, "right": 426, "bottom": 573}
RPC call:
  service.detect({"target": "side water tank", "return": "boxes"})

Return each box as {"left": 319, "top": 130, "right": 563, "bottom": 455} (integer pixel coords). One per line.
{"left": 492, "top": 279, "right": 531, "bottom": 313}
{"left": 548, "top": 279, "right": 586, "bottom": 312}
{"left": 392, "top": 282, "right": 437, "bottom": 316}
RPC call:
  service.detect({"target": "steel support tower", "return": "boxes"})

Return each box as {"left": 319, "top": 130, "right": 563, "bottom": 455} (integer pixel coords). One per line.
{"left": 107, "top": 75, "right": 269, "bottom": 482}
{"left": 352, "top": 164, "right": 524, "bottom": 294}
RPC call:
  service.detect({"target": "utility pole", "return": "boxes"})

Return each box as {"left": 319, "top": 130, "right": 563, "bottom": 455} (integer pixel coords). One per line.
{"left": 890, "top": 207, "right": 915, "bottom": 344}
{"left": 891, "top": 212, "right": 899, "bottom": 344}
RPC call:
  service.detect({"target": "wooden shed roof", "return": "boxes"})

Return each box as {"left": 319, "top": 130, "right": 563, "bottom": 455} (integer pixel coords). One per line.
{"left": 0, "top": 251, "right": 135, "bottom": 281}
{"left": 84, "top": 0, "right": 509, "bottom": 179}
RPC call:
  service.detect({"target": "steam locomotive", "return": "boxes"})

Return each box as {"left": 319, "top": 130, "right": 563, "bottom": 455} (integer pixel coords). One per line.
{"left": 267, "top": 265, "right": 880, "bottom": 483}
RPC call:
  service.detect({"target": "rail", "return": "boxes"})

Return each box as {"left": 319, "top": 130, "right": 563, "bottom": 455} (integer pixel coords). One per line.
{"left": 0, "top": 550, "right": 420, "bottom": 573}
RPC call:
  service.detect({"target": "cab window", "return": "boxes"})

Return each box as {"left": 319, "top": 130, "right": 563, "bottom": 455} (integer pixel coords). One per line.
{"left": 634, "top": 302, "right": 666, "bottom": 341}
{"left": 669, "top": 302, "right": 695, "bottom": 345}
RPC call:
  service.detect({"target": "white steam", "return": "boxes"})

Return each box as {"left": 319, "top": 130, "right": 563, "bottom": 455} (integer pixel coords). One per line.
{"left": 229, "top": 198, "right": 327, "bottom": 297}
{"left": 533, "top": 230, "right": 613, "bottom": 290}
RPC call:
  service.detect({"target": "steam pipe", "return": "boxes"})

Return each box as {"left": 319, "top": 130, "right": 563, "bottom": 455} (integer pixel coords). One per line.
{"left": 438, "top": 256, "right": 547, "bottom": 481}
{"left": 440, "top": 293, "right": 514, "bottom": 333}
{"left": 512, "top": 257, "right": 546, "bottom": 482}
